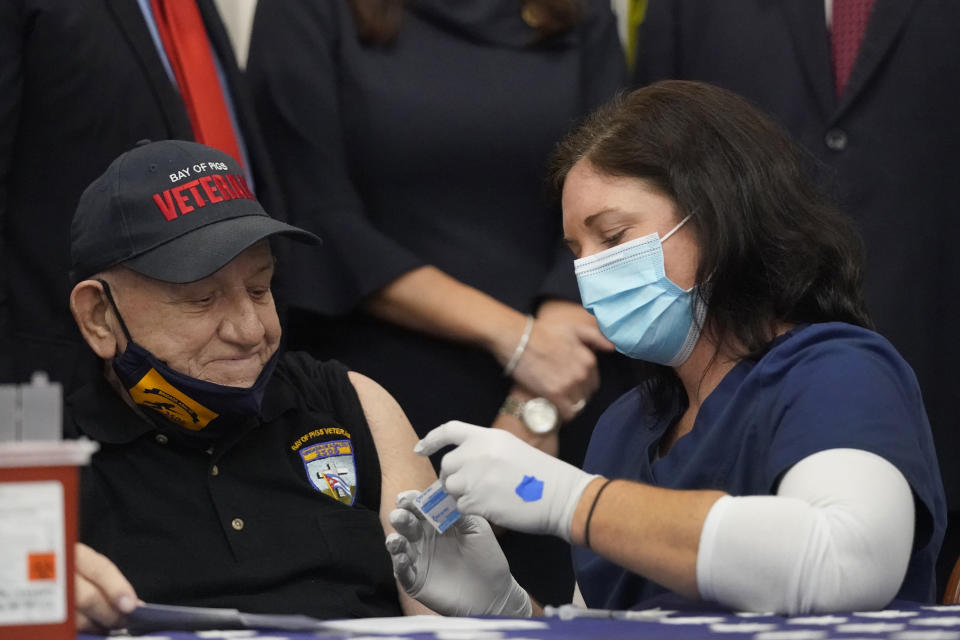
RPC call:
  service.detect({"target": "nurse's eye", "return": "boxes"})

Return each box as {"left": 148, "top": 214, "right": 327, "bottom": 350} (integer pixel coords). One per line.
{"left": 601, "top": 229, "right": 628, "bottom": 247}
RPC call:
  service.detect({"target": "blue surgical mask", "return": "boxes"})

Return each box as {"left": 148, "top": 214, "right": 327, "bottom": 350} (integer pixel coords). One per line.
{"left": 98, "top": 280, "right": 278, "bottom": 438}
{"left": 574, "top": 215, "right": 706, "bottom": 366}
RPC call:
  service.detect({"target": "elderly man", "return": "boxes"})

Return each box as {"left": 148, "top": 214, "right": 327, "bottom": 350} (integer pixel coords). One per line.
{"left": 65, "top": 140, "right": 436, "bottom": 631}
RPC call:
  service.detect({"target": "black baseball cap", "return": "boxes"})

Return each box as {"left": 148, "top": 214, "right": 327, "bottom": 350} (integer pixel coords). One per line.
{"left": 70, "top": 139, "right": 319, "bottom": 283}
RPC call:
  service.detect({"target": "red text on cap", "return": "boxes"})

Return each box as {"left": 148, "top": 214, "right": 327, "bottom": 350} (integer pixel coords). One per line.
{"left": 152, "top": 173, "right": 254, "bottom": 221}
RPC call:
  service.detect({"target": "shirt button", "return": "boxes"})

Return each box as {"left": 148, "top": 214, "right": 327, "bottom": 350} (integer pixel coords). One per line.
{"left": 231, "top": 518, "right": 244, "bottom": 531}
{"left": 211, "top": 465, "right": 219, "bottom": 476}
{"left": 825, "top": 129, "right": 848, "bottom": 151}
{"left": 155, "top": 434, "right": 168, "bottom": 445}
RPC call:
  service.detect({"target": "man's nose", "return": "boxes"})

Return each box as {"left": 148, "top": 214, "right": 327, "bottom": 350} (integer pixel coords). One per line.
{"left": 219, "top": 293, "right": 266, "bottom": 346}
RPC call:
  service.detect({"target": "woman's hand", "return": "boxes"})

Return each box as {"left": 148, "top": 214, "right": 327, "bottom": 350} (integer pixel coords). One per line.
{"left": 508, "top": 300, "right": 615, "bottom": 421}
{"left": 417, "top": 421, "right": 597, "bottom": 540}
{"left": 365, "top": 268, "right": 614, "bottom": 421}
{"left": 385, "top": 490, "right": 532, "bottom": 617}
{"left": 75, "top": 543, "right": 138, "bottom": 632}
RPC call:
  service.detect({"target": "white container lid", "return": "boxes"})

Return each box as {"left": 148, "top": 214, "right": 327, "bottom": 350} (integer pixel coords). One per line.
{"left": 0, "top": 439, "right": 99, "bottom": 468}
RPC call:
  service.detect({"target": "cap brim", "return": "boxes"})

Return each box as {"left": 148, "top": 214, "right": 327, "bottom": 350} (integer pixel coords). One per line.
{"left": 121, "top": 215, "right": 321, "bottom": 283}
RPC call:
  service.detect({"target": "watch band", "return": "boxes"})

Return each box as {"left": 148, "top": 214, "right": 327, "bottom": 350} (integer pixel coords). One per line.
{"left": 500, "top": 396, "right": 527, "bottom": 420}
{"left": 499, "top": 396, "right": 559, "bottom": 435}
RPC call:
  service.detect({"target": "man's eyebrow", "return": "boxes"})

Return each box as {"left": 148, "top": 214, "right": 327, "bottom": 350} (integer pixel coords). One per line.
{"left": 253, "top": 259, "right": 276, "bottom": 275}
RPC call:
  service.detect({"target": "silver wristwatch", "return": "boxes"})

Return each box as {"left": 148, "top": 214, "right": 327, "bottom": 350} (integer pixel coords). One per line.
{"left": 500, "top": 396, "right": 559, "bottom": 435}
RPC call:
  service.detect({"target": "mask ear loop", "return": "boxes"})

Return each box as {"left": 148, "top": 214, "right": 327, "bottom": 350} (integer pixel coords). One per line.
{"left": 95, "top": 279, "right": 134, "bottom": 344}
{"left": 660, "top": 214, "right": 702, "bottom": 298}
{"left": 661, "top": 213, "right": 694, "bottom": 243}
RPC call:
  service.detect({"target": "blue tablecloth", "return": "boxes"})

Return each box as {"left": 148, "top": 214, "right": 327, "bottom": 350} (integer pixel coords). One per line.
{"left": 76, "top": 601, "right": 960, "bottom": 640}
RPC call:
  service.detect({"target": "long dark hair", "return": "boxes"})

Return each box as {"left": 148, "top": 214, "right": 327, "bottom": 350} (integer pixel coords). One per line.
{"left": 346, "top": 0, "right": 582, "bottom": 44}
{"left": 551, "top": 81, "right": 872, "bottom": 409}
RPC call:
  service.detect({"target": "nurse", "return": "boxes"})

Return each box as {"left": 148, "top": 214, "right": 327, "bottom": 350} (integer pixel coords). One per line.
{"left": 385, "top": 80, "right": 946, "bottom": 615}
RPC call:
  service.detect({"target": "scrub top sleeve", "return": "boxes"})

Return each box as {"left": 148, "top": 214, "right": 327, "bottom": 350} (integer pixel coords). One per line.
{"left": 764, "top": 333, "right": 940, "bottom": 540}
{"left": 247, "top": 0, "right": 424, "bottom": 315}
{"left": 0, "top": 2, "right": 23, "bottom": 380}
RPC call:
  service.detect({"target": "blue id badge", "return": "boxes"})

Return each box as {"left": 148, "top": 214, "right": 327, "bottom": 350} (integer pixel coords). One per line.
{"left": 414, "top": 479, "right": 461, "bottom": 533}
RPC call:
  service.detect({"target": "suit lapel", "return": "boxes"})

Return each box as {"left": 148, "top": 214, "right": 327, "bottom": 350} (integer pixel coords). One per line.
{"left": 778, "top": 2, "right": 837, "bottom": 120}
{"left": 835, "top": 0, "right": 920, "bottom": 118}
{"left": 106, "top": 0, "right": 192, "bottom": 137}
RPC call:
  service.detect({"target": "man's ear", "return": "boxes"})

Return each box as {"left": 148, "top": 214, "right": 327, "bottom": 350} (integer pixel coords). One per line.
{"left": 70, "top": 280, "right": 118, "bottom": 359}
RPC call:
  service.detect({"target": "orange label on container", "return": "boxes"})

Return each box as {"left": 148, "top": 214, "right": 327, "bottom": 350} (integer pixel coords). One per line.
{"left": 28, "top": 552, "right": 57, "bottom": 580}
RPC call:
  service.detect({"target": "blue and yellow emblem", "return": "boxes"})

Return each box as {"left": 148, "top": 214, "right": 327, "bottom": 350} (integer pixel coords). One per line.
{"left": 299, "top": 439, "right": 357, "bottom": 505}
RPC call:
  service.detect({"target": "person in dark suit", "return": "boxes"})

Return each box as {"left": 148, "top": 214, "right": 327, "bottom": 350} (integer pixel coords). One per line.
{"left": 634, "top": 0, "right": 960, "bottom": 592}
{"left": 0, "top": 0, "right": 282, "bottom": 392}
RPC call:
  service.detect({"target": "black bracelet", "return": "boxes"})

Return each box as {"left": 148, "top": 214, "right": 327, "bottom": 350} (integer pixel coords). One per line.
{"left": 584, "top": 478, "right": 615, "bottom": 551}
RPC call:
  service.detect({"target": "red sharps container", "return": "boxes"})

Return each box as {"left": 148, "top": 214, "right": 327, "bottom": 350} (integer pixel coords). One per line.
{"left": 0, "top": 440, "right": 98, "bottom": 639}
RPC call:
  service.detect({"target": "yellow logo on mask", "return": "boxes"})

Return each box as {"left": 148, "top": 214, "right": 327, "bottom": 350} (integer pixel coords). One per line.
{"left": 128, "top": 368, "right": 219, "bottom": 430}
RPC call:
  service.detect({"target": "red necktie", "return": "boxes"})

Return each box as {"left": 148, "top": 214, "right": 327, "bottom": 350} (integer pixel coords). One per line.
{"left": 831, "top": 0, "right": 875, "bottom": 96}
{"left": 150, "top": 0, "right": 244, "bottom": 166}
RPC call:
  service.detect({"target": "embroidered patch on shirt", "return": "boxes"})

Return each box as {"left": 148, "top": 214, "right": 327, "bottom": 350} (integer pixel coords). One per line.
{"left": 290, "top": 426, "right": 352, "bottom": 451}
{"left": 299, "top": 439, "right": 357, "bottom": 505}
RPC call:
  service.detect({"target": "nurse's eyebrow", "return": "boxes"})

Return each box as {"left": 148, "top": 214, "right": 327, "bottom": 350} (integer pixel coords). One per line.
{"left": 583, "top": 208, "right": 623, "bottom": 229}
{"left": 563, "top": 208, "right": 623, "bottom": 248}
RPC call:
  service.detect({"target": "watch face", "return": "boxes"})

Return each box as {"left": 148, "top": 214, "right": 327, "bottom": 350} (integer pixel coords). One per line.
{"left": 522, "top": 398, "right": 559, "bottom": 434}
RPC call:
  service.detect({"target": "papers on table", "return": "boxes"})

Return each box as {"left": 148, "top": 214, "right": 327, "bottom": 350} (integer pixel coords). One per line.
{"left": 321, "top": 615, "right": 547, "bottom": 634}
{"left": 125, "top": 603, "right": 325, "bottom": 634}
{"left": 124, "top": 603, "right": 548, "bottom": 636}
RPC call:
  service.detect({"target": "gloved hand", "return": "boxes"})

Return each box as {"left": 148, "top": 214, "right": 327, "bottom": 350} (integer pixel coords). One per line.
{"left": 385, "top": 490, "right": 532, "bottom": 617}
{"left": 416, "top": 420, "right": 598, "bottom": 542}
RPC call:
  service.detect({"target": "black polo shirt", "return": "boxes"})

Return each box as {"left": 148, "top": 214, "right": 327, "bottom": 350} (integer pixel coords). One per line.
{"left": 66, "top": 351, "right": 402, "bottom": 619}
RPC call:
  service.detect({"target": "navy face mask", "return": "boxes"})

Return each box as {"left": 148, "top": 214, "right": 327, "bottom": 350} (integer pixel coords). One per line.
{"left": 98, "top": 279, "right": 278, "bottom": 436}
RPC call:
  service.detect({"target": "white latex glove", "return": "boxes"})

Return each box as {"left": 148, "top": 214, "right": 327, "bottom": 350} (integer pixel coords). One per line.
{"left": 416, "top": 421, "right": 597, "bottom": 541}
{"left": 385, "top": 490, "right": 532, "bottom": 617}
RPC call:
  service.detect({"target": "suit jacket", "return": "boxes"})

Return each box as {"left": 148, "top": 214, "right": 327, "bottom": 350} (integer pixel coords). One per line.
{"left": 635, "top": 0, "right": 960, "bottom": 506}
{"left": 0, "top": 0, "right": 283, "bottom": 389}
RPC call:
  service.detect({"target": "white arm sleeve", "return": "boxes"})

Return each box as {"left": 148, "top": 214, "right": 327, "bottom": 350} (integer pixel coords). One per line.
{"left": 696, "top": 448, "right": 914, "bottom": 614}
